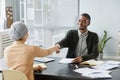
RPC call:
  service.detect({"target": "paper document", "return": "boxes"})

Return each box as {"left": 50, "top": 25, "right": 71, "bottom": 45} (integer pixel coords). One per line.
{"left": 105, "top": 60, "right": 120, "bottom": 65}
{"left": 74, "top": 68, "right": 111, "bottom": 75}
{"left": 82, "top": 72, "right": 112, "bottom": 78}
{"left": 92, "top": 63, "right": 119, "bottom": 70}
{"left": 59, "top": 58, "right": 74, "bottom": 63}
{"left": 74, "top": 68, "right": 112, "bottom": 78}
{"left": 91, "top": 60, "right": 120, "bottom": 70}
{"left": 34, "top": 57, "right": 55, "bottom": 63}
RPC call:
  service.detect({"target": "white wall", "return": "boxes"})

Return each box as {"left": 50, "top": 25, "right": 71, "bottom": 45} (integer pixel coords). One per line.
{"left": 46, "top": 0, "right": 120, "bottom": 57}
{"left": 48, "top": 0, "right": 78, "bottom": 27}
{"left": 43, "top": 0, "right": 78, "bottom": 48}
{"left": 80, "top": 0, "right": 120, "bottom": 57}
{"left": 54, "top": 0, "right": 78, "bottom": 27}
{"left": 6, "top": 0, "right": 120, "bottom": 58}
{"left": 0, "top": 0, "right": 5, "bottom": 17}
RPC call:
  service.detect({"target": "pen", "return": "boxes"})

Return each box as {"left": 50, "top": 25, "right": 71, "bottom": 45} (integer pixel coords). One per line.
{"left": 91, "top": 72, "right": 101, "bottom": 74}
{"left": 75, "top": 65, "right": 78, "bottom": 69}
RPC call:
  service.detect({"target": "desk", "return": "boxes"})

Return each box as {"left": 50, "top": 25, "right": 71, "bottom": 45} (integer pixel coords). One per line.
{"left": 0, "top": 58, "right": 120, "bottom": 80}
{"left": 34, "top": 58, "right": 120, "bottom": 80}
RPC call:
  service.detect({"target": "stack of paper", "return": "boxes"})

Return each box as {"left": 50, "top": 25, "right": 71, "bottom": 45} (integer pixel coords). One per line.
{"left": 105, "top": 60, "right": 120, "bottom": 65}
{"left": 92, "top": 60, "right": 120, "bottom": 70}
{"left": 82, "top": 72, "right": 112, "bottom": 78}
{"left": 74, "top": 68, "right": 112, "bottom": 78}
{"left": 92, "top": 63, "right": 119, "bottom": 70}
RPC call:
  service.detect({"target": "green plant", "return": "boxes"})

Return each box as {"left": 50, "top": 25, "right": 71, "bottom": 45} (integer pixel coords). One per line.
{"left": 98, "top": 30, "right": 112, "bottom": 53}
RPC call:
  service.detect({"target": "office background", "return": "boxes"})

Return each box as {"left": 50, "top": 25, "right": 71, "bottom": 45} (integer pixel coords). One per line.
{"left": 0, "top": 0, "right": 120, "bottom": 58}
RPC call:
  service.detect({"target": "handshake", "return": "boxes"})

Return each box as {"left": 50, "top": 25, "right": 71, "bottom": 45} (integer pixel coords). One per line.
{"left": 54, "top": 44, "right": 83, "bottom": 63}
{"left": 55, "top": 44, "right": 61, "bottom": 54}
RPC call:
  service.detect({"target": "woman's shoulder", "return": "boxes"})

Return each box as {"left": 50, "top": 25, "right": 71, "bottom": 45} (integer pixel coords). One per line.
{"left": 25, "top": 45, "right": 41, "bottom": 51}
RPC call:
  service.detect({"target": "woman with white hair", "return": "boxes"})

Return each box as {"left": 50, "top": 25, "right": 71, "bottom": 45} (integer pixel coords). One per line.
{"left": 4, "top": 21, "right": 59, "bottom": 80}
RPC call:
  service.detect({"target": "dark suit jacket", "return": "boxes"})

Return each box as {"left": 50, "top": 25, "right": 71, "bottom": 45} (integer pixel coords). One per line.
{"left": 57, "top": 30, "right": 99, "bottom": 61}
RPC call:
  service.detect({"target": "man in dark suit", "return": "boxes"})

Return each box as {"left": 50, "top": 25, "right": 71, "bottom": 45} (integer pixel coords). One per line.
{"left": 56, "top": 13, "right": 99, "bottom": 63}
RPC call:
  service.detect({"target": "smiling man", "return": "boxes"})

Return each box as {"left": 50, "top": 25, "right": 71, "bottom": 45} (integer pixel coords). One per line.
{"left": 56, "top": 13, "right": 99, "bottom": 63}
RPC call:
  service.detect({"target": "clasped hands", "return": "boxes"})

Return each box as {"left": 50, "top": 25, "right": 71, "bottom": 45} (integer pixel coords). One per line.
{"left": 55, "top": 44, "right": 61, "bottom": 54}
{"left": 55, "top": 44, "right": 83, "bottom": 63}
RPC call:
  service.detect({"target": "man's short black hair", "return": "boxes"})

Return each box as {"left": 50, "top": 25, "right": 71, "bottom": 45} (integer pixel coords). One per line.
{"left": 81, "top": 13, "right": 91, "bottom": 22}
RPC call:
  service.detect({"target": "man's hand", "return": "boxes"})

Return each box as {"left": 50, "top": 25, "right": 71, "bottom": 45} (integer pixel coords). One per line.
{"left": 55, "top": 44, "right": 61, "bottom": 54}
{"left": 72, "top": 56, "right": 83, "bottom": 63}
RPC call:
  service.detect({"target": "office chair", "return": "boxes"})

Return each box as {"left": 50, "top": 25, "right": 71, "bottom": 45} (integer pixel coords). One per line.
{"left": 2, "top": 70, "right": 28, "bottom": 80}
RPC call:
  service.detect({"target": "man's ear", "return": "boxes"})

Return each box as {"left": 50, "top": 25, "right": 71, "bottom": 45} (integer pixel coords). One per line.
{"left": 88, "top": 22, "right": 90, "bottom": 25}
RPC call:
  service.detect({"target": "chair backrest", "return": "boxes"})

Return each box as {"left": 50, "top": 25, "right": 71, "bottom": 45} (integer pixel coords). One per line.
{"left": 2, "top": 70, "right": 28, "bottom": 80}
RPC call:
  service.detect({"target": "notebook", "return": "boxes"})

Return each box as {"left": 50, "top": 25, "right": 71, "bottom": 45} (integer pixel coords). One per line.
{"left": 80, "top": 59, "right": 104, "bottom": 66}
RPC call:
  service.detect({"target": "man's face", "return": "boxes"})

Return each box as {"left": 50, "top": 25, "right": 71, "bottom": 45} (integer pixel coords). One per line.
{"left": 78, "top": 16, "right": 90, "bottom": 30}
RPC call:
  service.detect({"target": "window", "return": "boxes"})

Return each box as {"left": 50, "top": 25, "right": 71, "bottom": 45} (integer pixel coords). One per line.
{"left": 20, "top": 0, "right": 79, "bottom": 48}
{"left": 0, "top": 0, "right": 6, "bottom": 30}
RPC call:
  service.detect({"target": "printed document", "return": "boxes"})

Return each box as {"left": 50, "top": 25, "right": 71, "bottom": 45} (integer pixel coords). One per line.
{"left": 105, "top": 60, "right": 120, "bottom": 65}
{"left": 74, "top": 67, "right": 111, "bottom": 74}
{"left": 82, "top": 72, "right": 112, "bottom": 78}
{"left": 59, "top": 58, "right": 74, "bottom": 63}
{"left": 92, "top": 63, "right": 119, "bottom": 70}
{"left": 74, "top": 67, "right": 112, "bottom": 78}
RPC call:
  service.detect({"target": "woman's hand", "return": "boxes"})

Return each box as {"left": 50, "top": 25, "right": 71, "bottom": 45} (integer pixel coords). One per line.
{"left": 33, "top": 65, "right": 43, "bottom": 71}
{"left": 55, "top": 44, "right": 61, "bottom": 54}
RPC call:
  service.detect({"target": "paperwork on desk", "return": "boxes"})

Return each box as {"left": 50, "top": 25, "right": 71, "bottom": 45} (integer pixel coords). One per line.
{"left": 105, "top": 60, "right": 120, "bottom": 65}
{"left": 80, "top": 59, "right": 120, "bottom": 70}
{"left": 74, "top": 68, "right": 112, "bottom": 78}
{"left": 73, "top": 60, "right": 120, "bottom": 78}
{"left": 91, "top": 60, "right": 120, "bottom": 70}
{"left": 59, "top": 58, "right": 74, "bottom": 63}
{"left": 81, "top": 71, "right": 112, "bottom": 78}
{"left": 92, "top": 63, "right": 119, "bottom": 70}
